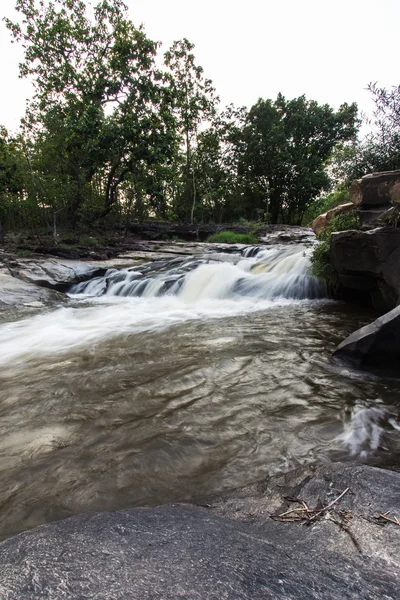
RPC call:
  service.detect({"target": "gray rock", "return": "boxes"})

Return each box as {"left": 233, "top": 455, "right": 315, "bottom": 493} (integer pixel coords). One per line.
{"left": 7, "top": 259, "right": 103, "bottom": 290}
{"left": 331, "top": 227, "right": 400, "bottom": 311}
{"left": 333, "top": 304, "right": 400, "bottom": 368}
{"left": 0, "top": 463, "right": 398, "bottom": 600}
{"left": 0, "top": 270, "right": 63, "bottom": 309}
{"left": 350, "top": 170, "right": 400, "bottom": 207}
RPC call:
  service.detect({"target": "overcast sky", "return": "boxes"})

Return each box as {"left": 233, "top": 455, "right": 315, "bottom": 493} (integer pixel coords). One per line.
{"left": 1, "top": 0, "right": 399, "bottom": 134}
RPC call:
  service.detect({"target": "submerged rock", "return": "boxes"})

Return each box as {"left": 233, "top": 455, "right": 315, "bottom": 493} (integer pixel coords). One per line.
{"left": 333, "top": 304, "right": 400, "bottom": 369}
{"left": 0, "top": 463, "right": 398, "bottom": 600}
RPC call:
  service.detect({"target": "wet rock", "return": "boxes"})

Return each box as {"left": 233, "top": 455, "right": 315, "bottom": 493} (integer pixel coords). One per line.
{"left": 7, "top": 259, "right": 105, "bottom": 291}
{"left": 333, "top": 304, "right": 400, "bottom": 368}
{"left": 331, "top": 227, "right": 400, "bottom": 312}
{"left": 0, "top": 463, "right": 398, "bottom": 600}
{"left": 350, "top": 169, "right": 400, "bottom": 207}
{"left": 311, "top": 203, "right": 354, "bottom": 235}
{"left": 0, "top": 270, "right": 63, "bottom": 308}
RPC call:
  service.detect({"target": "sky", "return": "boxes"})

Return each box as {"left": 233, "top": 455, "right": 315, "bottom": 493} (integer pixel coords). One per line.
{"left": 1, "top": 0, "right": 399, "bottom": 134}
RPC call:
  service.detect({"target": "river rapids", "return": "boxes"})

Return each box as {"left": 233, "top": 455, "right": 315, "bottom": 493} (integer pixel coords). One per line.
{"left": 0, "top": 243, "right": 399, "bottom": 539}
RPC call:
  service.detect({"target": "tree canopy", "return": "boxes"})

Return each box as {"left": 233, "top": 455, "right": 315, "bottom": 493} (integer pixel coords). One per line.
{"left": 0, "top": 0, "right": 374, "bottom": 237}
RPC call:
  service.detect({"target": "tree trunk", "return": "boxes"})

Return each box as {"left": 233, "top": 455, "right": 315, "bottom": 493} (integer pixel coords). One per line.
{"left": 190, "top": 169, "right": 197, "bottom": 225}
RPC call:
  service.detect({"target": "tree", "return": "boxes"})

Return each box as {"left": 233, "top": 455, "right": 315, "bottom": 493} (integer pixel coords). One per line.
{"left": 164, "top": 39, "right": 218, "bottom": 223}
{"left": 237, "top": 94, "right": 359, "bottom": 223}
{"left": 332, "top": 84, "right": 400, "bottom": 182}
{"left": 6, "top": 0, "right": 176, "bottom": 227}
{"left": 0, "top": 127, "right": 25, "bottom": 242}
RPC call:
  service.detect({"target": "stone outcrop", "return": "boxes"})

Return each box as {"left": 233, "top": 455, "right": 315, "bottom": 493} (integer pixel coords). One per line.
{"left": 331, "top": 226, "right": 400, "bottom": 312}
{"left": 0, "top": 269, "right": 64, "bottom": 309}
{"left": 6, "top": 259, "right": 104, "bottom": 291}
{"left": 350, "top": 170, "right": 400, "bottom": 207}
{"left": 311, "top": 202, "right": 354, "bottom": 235}
{"left": 0, "top": 462, "right": 398, "bottom": 600}
{"left": 333, "top": 304, "right": 400, "bottom": 368}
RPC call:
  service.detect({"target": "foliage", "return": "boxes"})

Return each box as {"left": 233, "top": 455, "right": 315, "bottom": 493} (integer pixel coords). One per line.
{"left": 206, "top": 231, "right": 258, "bottom": 244}
{"left": 302, "top": 187, "right": 350, "bottom": 224}
{"left": 332, "top": 84, "right": 400, "bottom": 182}
{"left": 5, "top": 0, "right": 176, "bottom": 227}
{"left": 310, "top": 211, "right": 360, "bottom": 290}
{"left": 237, "top": 94, "right": 358, "bottom": 224}
{"left": 164, "top": 39, "right": 218, "bottom": 223}
{"left": 1, "top": 0, "right": 368, "bottom": 235}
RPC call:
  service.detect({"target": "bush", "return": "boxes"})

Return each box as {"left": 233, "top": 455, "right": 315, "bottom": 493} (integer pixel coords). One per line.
{"left": 302, "top": 187, "right": 350, "bottom": 225}
{"left": 310, "top": 210, "right": 360, "bottom": 290}
{"left": 206, "top": 231, "right": 258, "bottom": 244}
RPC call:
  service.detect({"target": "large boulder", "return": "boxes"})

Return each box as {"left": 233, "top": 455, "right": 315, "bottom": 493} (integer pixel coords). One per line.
{"left": 0, "top": 463, "right": 398, "bottom": 600}
{"left": 331, "top": 226, "right": 400, "bottom": 311}
{"left": 350, "top": 170, "right": 400, "bottom": 207}
{"left": 333, "top": 304, "right": 400, "bottom": 368}
{"left": 311, "top": 202, "right": 354, "bottom": 235}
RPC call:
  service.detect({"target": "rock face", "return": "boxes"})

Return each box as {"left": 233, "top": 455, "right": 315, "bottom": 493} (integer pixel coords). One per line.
{"left": 350, "top": 170, "right": 400, "bottom": 207}
{"left": 333, "top": 304, "right": 400, "bottom": 367}
{"left": 0, "top": 463, "right": 399, "bottom": 600}
{"left": 331, "top": 226, "right": 400, "bottom": 312}
{"left": 311, "top": 202, "right": 354, "bottom": 235}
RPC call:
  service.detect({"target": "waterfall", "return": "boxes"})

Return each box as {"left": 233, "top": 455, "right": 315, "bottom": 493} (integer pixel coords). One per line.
{"left": 70, "top": 245, "right": 326, "bottom": 302}
{"left": 0, "top": 244, "right": 327, "bottom": 368}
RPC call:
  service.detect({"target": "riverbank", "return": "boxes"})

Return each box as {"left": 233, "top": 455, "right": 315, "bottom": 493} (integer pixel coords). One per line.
{"left": 0, "top": 462, "right": 399, "bottom": 599}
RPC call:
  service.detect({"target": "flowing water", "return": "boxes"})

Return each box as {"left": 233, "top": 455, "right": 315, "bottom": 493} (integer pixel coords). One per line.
{"left": 0, "top": 244, "right": 399, "bottom": 540}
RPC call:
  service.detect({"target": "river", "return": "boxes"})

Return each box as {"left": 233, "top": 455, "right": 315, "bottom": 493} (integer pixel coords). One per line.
{"left": 0, "top": 243, "right": 399, "bottom": 539}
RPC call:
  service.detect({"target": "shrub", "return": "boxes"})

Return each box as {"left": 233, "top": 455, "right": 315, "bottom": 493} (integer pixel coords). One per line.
{"left": 206, "top": 231, "right": 258, "bottom": 244}
{"left": 310, "top": 210, "right": 360, "bottom": 290}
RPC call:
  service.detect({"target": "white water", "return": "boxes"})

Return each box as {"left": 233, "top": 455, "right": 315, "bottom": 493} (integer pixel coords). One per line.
{"left": 0, "top": 245, "right": 326, "bottom": 369}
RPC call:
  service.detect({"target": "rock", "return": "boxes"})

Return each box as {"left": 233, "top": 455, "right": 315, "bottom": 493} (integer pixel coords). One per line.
{"left": 350, "top": 170, "right": 400, "bottom": 207}
{"left": 333, "top": 304, "right": 400, "bottom": 368}
{"left": 331, "top": 227, "right": 400, "bottom": 312}
{"left": 7, "top": 259, "right": 105, "bottom": 291}
{"left": 358, "top": 206, "right": 397, "bottom": 230}
{"left": 0, "top": 463, "right": 398, "bottom": 600}
{"left": 0, "top": 270, "right": 64, "bottom": 309}
{"left": 311, "top": 203, "right": 354, "bottom": 235}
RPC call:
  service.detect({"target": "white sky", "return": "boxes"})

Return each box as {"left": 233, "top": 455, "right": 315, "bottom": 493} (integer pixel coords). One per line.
{"left": 1, "top": 0, "right": 399, "bottom": 134}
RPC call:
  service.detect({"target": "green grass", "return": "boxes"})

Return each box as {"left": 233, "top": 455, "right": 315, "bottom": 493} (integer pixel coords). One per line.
{"left": 206, "top": 231, "right": 258, "bottom": 244}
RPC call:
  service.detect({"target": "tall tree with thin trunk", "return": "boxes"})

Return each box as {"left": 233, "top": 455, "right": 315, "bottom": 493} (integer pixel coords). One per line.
{"left": 164, "top": 39, "right": 218, "bottom": 223}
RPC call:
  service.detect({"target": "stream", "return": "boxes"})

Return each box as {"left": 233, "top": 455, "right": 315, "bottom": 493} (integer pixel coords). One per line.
{"left": 0, "top": 243, "right": 399, "bottom": 540}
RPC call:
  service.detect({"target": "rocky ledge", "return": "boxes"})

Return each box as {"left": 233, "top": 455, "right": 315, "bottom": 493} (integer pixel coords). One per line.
{"left": 0, "top": 462, "right": 398, "bottom": 600}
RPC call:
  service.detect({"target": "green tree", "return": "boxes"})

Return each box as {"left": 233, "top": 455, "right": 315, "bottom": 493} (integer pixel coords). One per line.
{"left": 0, "top": 127, "right": 26, "bottom": 242}
{"left": 332, "top": 84, "right": 400, "bottom": 182}
{"left": 238, "top": 94, "right": 358, "bottom": 224}
{"left": 164, "top": 39, "right": 218, "bottom": 223}
{"left": 6, "top": 0, "right": 176, "bottom": 227}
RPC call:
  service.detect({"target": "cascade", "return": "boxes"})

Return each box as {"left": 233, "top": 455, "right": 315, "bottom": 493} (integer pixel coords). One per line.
{"left": 70, "top": 244, "right": 326, "bottom": 301}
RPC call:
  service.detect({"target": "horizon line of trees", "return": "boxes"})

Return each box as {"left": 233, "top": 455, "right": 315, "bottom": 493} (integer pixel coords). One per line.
{"left": 1, "top": 0, "right": 399, "bottom": 242}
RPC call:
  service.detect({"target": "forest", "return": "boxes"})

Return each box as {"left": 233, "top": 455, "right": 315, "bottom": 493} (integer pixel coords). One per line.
{"left": 1, "top": 0, "right": 400, "bottom": 242}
